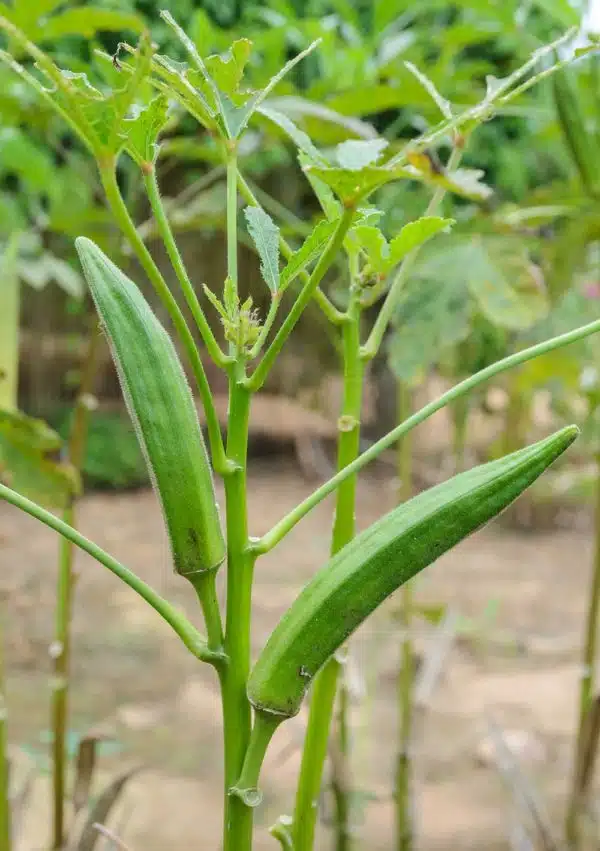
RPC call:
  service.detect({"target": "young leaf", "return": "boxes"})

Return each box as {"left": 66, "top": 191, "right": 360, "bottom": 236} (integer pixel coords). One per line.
{"left": 124, "top": 94, "right": 170, "bottom": 167}
{"left": 335, "top": 138, "right": 388, "bottom": 170}
{"left": 298, "top": 151, "right": 341, "bottom": 220}
{"left": 205, "top": 39, "right": 253, "bottom": 99}
{"left": 244, "top": 206, "right": 280, "bottom": 295}
{"left": 280, "top": 217, "right": 340, "bottom": 289}
{"left": 388, "top": 217, "right": 455, "bottom": 267}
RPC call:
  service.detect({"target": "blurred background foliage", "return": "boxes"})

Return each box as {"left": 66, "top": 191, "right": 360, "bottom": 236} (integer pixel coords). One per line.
{"left": 3, "top": 0, "right": 600, "bottom": 492}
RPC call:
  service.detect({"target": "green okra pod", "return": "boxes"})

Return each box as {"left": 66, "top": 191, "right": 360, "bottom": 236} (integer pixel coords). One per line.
{"left": 75, "top": 237, "right": 226, "bottom": 578}
{"left": 552, "top": 68, "right": 600, "bottom": 199}
{"left": 248, "top": 426, "right": 578, "bottom": 719}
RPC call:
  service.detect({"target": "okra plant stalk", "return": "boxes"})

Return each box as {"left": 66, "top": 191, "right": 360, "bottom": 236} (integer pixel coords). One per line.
{"left": 565, "top": 451, "right": 600, "bottom": 848}
{"left": 395, "top": 380, "right": 415, "bottom": 851}
{"left": 51, "top": 327, "right": 100, "bottom": 850}
{"left": 0, "top": 19, "right": 599, "bottom": 851}
{"left": 0, "top": 618, "right": 9, "bottom": 851}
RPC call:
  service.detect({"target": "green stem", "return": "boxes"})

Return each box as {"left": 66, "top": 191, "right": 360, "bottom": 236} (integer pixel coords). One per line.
{"left": 232, "top": 711, "right": 282, "bottom": 806}
{"left": 236, "top": 171, "right": 345, "bottom": 326}
{"left": 189, "top": 571, "right": 225, "bottom": 656}
{"left": 143, "top": 167, "right": 230, "bottom": 368}
{"left": 0, "top": 617, "right": 10, "bottom": 851}
{"left": 395, "top": 380, "right": 414, "bottom": 851}
{"left": 248, "top": 208, "right": 355, "bottom": 392}
{"left": 451, "top": 393, "right": 469, "bottom": 474}
{"left": 0, "top": 484, "right": 220, "bottom": 666}
{"left": 98, "top": 159, "right": 229, "bottom": 474}
{"left": 227, "top": 151, "right": 239, "bottom": 294}
{"left": 254, "top": 314, "right": 600, "bottom": 555}
{"left": 0, "top": 233, "right": 20, "bottom": 411}
{"left": 248, "top": 295, "right": 281, "bottom": 361}
{"left": 362, "top": 146, "right": 463, "bottom": 362}
{"left": 293, "top": 296, "right": 363, "bottom": 851}
{"left": 220, "top": 365, "right": 254, "bottom": 851}
{"left": 51, "top": 327, "right": 99, "bottom": 850}
{"left": 565, "top": 450, "right": 600, "bottom": 848}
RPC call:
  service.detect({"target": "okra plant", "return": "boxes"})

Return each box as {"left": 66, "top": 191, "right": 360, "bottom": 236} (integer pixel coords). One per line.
{"left": 2, "top": 15, "right": 600, "bottom": 851}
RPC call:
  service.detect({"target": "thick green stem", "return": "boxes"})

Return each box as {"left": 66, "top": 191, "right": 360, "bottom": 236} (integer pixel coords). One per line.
{"left": 0, "top": 618, "right": 10, "bottom": 851}
{"left": 395, "top": 380, "right": 414, "bottom": 851}
{"left": 565, "top": 451, "right": 600, "bottom": 848}
{"left": 247, "top": 207, "right": 355, "bottom": 392}
{"left": 293, "top": 299, "right": 363, "bottom": 851}
{"left": 254, "top": 314, "right": 600, "bottom": 555}
{"left": 51, "top": 328, "right": 99, "bottom": 850}
{"left": 0, "top": 234, "right": 20, "bottom": 412}
{"left": 143, "top": 168, "right": 230, "bottom": 368}
{"left": 98, "top": 160, "right": 228, "bottom": 474}
{"left": 220, "top": 365, "right": 254, "bottom": 851}
{"left": 0, "top": 484, "right": 220, "bottom": 666}
{"left": 362, "top": 147, "right": 463, "bottom": 362}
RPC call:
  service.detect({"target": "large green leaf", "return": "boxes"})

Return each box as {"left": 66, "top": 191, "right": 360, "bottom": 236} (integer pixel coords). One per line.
{"left": 0, "top": 1, "right": 143, "bottom": 43}
{"left": 387, "top": 274, "right": 472, "bottom": 384}
{"left": 350, "top": 216, "right": 454, "bottom": 275}
{"left": 0, "top": 409, "right": 79, "bottom": 509}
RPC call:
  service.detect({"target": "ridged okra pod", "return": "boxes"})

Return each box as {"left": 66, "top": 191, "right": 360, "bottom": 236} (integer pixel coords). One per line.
{"left": 248, "top": 426, "right": 578, "bottom": 719}
{"left": 76, "top": 237, "right": 226, "bottom": 578}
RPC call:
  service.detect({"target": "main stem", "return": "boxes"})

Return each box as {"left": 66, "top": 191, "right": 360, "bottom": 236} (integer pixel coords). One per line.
{"left": 220, "top": 146, "right": 254, "bottom": 851}
{"left": 395, "top": 381, "right": 415, "bottom": 851}
{"left": 0, "top": 617, "right": 10, "bottom": 851}
{"left": 565, "top": 450, "right": 600, "bottom": 848}
{"left": 293, "top": 297, "right": 363, "bottom": 851}
{"left": 51, "top": 327, "right": 99, "bottom": 850}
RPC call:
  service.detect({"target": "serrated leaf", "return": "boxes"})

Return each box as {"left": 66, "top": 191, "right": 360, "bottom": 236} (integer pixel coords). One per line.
{"left": 124, "top": 94, "right": 169, "bottom": 166}
{"left": 257, "top": 104, "right": 325, "bottom": 163}
{"left": 244, "top": 206, "right": 280, "bottom": 295}
{"left": 388, "top": 217, "right": 455, "bottom": 268}
{"left": 303, "top": 164, "right": 412, "bottom": 206}
{"left": 280, "top": 217, "right": 339, "bottom": 289}
{"left": 404, "top": 61, "right": 452, "bottom": 119}
{"left": 205, "top": 39, "right": 252, "bottom": 99}
{"left": 335, "top": 138, "right": 388, "bottom": 170}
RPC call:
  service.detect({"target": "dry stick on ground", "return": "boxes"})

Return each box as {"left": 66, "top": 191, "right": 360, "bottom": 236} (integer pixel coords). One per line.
{"left": 486, "top": 715, "right": 564, "bottom": 851}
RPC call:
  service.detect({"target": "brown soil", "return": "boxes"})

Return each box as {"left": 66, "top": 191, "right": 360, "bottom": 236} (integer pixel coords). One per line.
{"left": 1, "top": 459, "right": 596, "bottom": 850}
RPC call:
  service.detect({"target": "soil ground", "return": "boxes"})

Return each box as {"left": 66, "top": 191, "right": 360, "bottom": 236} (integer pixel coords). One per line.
{"left": 1, "top": 457, "right": 596, "bottom": 850}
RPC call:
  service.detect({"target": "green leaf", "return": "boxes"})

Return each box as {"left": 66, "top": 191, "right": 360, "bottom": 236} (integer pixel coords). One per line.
{"left": 265, "top": 95, "right": 378, "bottom": 142}
{"left": 244, "top": 206, "right": 280, "bottom": 295}
{"left": 280, "top": 218, "right": 339, "bottom": 289}
{"left": 404, "top": 61, "right": 452, "bottom": 119}
{"left": 463, "top": 238, "right": 548, "bottom": 331}
{"left": 205, "top": 39, "right": 252, "bottom": 99}
{"left": 303, "top": 164, "right": 411, "bottom": 206}
{"left": 34, "top": 7, "right": 144, "bottom": 41}
{"left": 0, "top": 127, "right": 55, "bottom": 192}
{"left": 387, "top": 274, "right": 472, "bottom": 384}
{"left": 0, "top": 409, "right": 79, "bottom": 509}
{"left": 388, "top": 217, "right": 455, "bottom": 268}
{"left": 532, "top": 0, "right": 579, "bottom": 27}
{"left": 298, "top": 152, "right": 341, "bottom": 220}
{"left": 124, "top": 94, "right": 170, "bottom": 167}
{"left": 335, "top": 138, "right": 388, "bottom": 170}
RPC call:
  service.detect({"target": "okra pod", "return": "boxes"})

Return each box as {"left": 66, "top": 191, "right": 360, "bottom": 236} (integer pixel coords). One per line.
{"left": 248, "top": 426, "right": 578, "bottom": 718}
{"left": 75, "top": 237, "right": 226, "bottom": 577}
